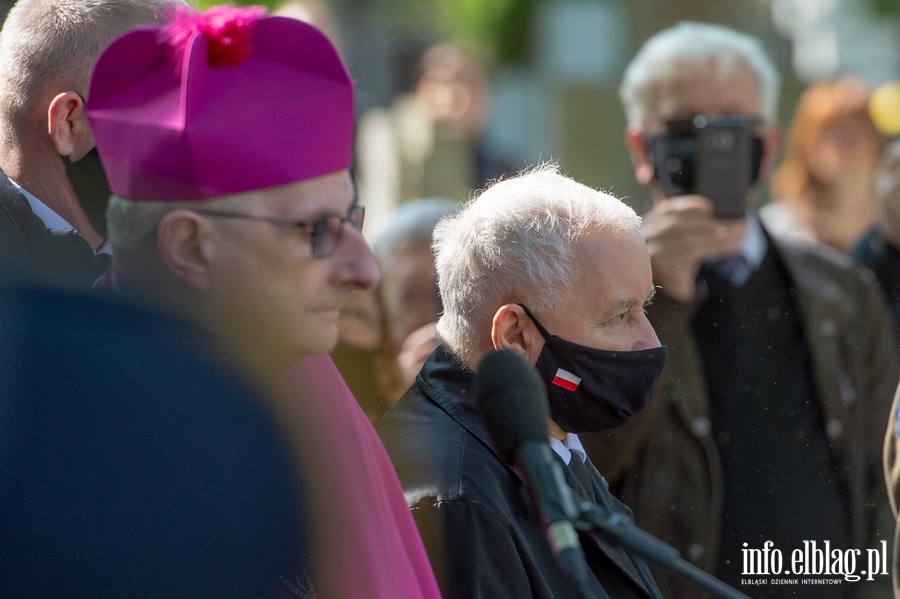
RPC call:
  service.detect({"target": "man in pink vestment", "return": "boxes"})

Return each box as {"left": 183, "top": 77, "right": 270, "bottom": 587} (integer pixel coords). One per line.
{"left": 87, "top": 6, "right": 441, "bottom": 598}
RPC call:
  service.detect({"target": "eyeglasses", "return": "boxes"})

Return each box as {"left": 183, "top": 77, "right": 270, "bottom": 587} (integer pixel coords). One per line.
{"left": 193, "top": 204, "right": 365, "bottom": 258}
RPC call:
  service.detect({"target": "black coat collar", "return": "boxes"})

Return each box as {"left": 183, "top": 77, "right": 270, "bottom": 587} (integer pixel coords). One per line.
{"left": 415, "top": 345, "right": 503, "bottom": 463}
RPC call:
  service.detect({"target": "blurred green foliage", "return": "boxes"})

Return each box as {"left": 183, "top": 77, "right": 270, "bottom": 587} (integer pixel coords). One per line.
{"left": 193, "top": 0, "right": 281, "bottom": 9}
{"left": 865, "top": 0, "right": 899, "bottom": 16}
{"left": 435, "top": 0, "right": 534, "bottom": 63}
{"left": 193, "top": 0, "right": 533, "bottom": 64}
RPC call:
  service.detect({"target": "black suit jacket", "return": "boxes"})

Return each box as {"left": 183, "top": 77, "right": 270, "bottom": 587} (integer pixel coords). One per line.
{"left": 377, "top": 345, "right": 663, "bottom": 599}
{"left": 853, "top": 227, "right": 900, "bottom": 342}
{"left": 0, "top": 168, "right": 106, "bottom": 289}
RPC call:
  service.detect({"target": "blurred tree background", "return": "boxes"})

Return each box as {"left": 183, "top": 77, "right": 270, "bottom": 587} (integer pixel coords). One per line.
{"left": 868, "top": 0, "right": 899, "bottom": 17}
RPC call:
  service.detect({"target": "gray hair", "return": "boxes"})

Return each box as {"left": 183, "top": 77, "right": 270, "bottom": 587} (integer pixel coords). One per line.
{"left": 0, "top": 0, "right": 175, "bottom": 145}
{"left": 434, "top": 164, "right": 642, "bottom": 364}
{"left": 619, "top": 21, "right": 780, "bottom": 127}
{"left": 106, "top": 193, "right": 250, "bottom": 253}
{"left": 372, "top": 197, "right": 459, "bottom": 267}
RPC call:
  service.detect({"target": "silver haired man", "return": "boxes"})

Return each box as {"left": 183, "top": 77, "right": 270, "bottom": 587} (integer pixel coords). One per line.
{"left": 378, "top": 166, "right": 667, "bottom": 599}
{"left": 0, "top": 0, "right": 175, "bottom": 288}
{"left": 584, "top": 21, "right": 898, "bottom": 598}
{"left": 87, "top": 8, "right": 446, "bottom": 599}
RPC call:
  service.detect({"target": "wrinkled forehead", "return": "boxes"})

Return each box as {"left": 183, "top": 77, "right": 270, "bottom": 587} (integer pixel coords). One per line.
{"left": 237, "top": 169, "right": 355, "bottom": 217}
{"left": 640, "top": 57, "right": 764, "bottom": 133}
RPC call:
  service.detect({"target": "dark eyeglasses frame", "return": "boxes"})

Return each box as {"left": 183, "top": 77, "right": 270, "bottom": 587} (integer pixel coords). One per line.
{"left": 189, "top": 204, "right": 365, "bottom": 258}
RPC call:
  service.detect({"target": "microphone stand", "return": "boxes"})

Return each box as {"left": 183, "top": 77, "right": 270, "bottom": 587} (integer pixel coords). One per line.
{"left": 575, "top": 502, "right": 750, "bottom": 599}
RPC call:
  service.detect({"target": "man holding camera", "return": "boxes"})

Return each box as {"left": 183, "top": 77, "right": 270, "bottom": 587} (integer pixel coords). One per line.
{"left": 584, "top": 22, "right": 898, "bottom": 597}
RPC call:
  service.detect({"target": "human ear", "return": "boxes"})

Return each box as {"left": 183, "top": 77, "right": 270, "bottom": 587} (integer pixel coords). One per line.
{"left": 625, "top": 126, "right": 655, "bottom": 186}
{"left": 490, "top": 303, "right": 545, "bottom": 366}
{"left": 156, "top": 210, "right": 213, "bottom": 292}
{"left": 48, "top": 91, "right": 95, "bottom": 160}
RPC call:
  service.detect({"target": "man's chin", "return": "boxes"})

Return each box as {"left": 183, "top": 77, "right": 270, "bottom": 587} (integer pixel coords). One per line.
{"left": 267, "top": 312, "right": 342, "bottom": 367}
{"left": 296, "top": 323, "right": 340, "bottom": 359}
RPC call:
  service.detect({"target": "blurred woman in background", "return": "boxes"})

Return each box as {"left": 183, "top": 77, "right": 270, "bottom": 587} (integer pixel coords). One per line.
{"left": 762, "top": 76, "right": 887, "bottom": 251}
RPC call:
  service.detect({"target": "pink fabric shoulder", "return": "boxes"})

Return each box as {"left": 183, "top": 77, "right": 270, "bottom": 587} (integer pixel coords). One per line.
{"left": 280, "top": 354, "right": 441, "bottom": 599}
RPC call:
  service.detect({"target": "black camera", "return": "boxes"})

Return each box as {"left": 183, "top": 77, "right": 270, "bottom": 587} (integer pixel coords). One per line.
{"left": 651, "top": 116, "right": 763, "bottom": 219}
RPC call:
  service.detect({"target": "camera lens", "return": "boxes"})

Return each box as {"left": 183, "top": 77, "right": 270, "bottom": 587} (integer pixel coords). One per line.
{"left": 711, "top": 131, "right": 734, "bottom": 152}
{"left": 665, "top": 157, "right": 683, "bottom": 174}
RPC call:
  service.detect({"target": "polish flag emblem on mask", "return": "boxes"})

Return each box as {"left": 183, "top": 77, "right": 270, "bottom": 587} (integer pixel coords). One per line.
{"left": 552, "top": 368, "right": 581, "bottom": 392}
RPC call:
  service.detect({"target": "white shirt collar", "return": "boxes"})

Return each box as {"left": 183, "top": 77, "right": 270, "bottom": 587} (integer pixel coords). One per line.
{"left": 548, "top": 434, "right": 587, "bottom": 465}
{"left": 737, "top": 211, "right": 767, "bottom": 272}
{"left": 9, "top": 178, "right": 113, "bottom": 255}
{"left": 9, "top": 178, "right": 76, "bottom": 231}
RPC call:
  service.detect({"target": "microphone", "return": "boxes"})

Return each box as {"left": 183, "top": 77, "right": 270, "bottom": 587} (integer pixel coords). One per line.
{"left": 477, "top": 349, "right": 596, "bottom": 599}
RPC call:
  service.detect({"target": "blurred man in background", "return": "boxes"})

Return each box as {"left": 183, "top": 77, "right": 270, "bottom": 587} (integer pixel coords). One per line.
{"left": 331, "top": 197, "right": 458, "bottom": 421}
{"left": 584, "top": 21, "right": 898, "bottom": 597}
{"left": 372, "top": 198, "right": 458, "bottom": 401}
{"left": 356, "top": 41, "right": 511, "bottom": 240}
{"left": 854, "top": 140, "right": 900, "bottom": 339}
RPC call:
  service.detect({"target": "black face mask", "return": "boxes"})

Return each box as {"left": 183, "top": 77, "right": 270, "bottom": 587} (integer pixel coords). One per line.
{"left": 64, "top": 147, "right": 112, "bottom": 239}
{"left": 521, "top": 306, "right": 668, "bottom": 434}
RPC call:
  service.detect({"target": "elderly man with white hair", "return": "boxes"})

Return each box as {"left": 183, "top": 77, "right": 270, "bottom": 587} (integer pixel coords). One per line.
{"left": 87, "top": 7, "right": 442, "bottom": 599}
{"left": 378, "top": 166, "right": 667, "bottom": 599}
{"left": 370, "top": 197, "right": 458, "bottom": 401}
{"left": 586, "top": 21, "right": 898, "bottom": 598}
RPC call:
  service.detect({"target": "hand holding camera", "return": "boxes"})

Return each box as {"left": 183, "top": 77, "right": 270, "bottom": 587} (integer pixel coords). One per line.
{"left": 640, "top": 116, "right": 758, "bottom": 302}
{"left": 641, "top": 196, "right": 747, "bottom": 302}
{"left": 651, "top": 116, "right": 763, "bottom": 218}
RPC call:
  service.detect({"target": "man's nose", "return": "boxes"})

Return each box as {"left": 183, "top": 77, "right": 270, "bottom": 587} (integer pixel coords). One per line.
{"left": 331, "top": 226, "right": 380, "bottom": 290}
{"left": 634, "top": 312, "right": 661, "bottom": 351}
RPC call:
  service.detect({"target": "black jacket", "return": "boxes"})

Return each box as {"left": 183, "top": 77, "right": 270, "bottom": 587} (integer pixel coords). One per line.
{"left": 377, "top": 346, "right": 663, "bottom": 599}
{"left": 853, "top": 227, "right": 900, "bottom": 343}
{"left": 0, "top": 169, "right": 107, "bottom": 289}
